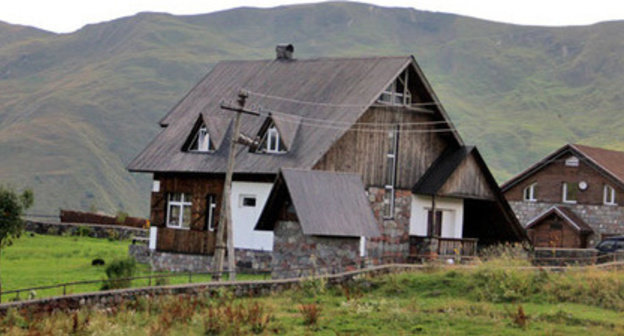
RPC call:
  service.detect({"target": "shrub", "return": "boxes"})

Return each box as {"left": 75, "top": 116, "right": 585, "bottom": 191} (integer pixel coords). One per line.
{"left": 101, "top": 258, "right": 136, "bottom": 290}
{"left": 299, "top": 303, "right": 321, "bottom": 326}
{"left": 76, "top": 226, "right": 93, "bottom": 237}
{"left": 298, "top": 277, "right": 326, "bottom": 298}
{"left": 115, "top": 211, "right": 129, "bottom": 224}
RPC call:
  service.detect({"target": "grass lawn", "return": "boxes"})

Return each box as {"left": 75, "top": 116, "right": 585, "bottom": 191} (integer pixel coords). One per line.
{"left": 0, "top": 234, "right": 265, "bottom": 301}
{"left": 3, "top": 269, "right": 624, "bottom": 335}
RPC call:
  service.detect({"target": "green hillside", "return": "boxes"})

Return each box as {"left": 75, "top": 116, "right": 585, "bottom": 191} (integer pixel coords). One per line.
{"left": 0, "top": 2, "right": 623, "bottom": 216}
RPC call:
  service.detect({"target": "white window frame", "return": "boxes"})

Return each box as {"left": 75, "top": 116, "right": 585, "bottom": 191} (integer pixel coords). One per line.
{"left": 166, "top": 193, "right": 192, "bottom": 229}
{"left": 190, "top": 125, "right": 212, "bottom": 153}
{"left": 383, "top": 126, "right": 399, "bottom": 219}
{"left": 562, "top": 182, "right": 577, "bottom": 204}
{"left": 378, "top": 71, "right": 411, "bottom": 106}
{"left": 523, "top": 183, "right": 537, "bottom": 202}
{"left": 604, "top": 185, "right": 617, "bottom": 206}
{"left": 565, "top": 156, "right": 579, "bottom": 167}
{"left": 263, "top": 125, "right": 286, "bottom": 154}
{"left": 207, "top": 195, "right": 217, "bottom": 231}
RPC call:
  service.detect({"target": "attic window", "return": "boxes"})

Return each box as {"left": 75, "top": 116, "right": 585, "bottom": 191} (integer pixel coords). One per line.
{"left": 378, "top": 70, "right": 411, "bottom": 106}
{"left": 189, "top": 125, "right": 214, "bottom": 152}
{"left": 257, "top": 122, "right": 287, "bottom": 154}
{"left": 604, "top": 185, "right": 616, "bottom": 205}
{"left": 565, "top": 156, "right": 579, "bottom": 167}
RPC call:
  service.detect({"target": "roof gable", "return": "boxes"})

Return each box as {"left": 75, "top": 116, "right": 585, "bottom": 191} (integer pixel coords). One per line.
{"left": 501, "top": 144, "right": 624, "bottom": 192}
{"left": 128, "top": 55, "right": 463, "bottom": 174}
{"left": 525, "top": 206, "right": 593, "bottom": 233}
{"left": 255, "top": 169, "right": 380, "bottom": 238}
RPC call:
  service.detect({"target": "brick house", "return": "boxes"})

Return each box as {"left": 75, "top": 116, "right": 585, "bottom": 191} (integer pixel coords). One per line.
{"left": 128, "top": 45, "right": 526, "bottom": 271}
{"left": 501, "top": 144, "right": 624, "bottom": 248}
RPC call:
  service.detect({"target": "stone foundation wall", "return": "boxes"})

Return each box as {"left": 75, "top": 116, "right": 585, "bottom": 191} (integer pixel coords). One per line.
{"left": 366, "top": 188, "right": 411, "bottom": 263}
{"left": 128, "top": 245, "right": 272, "bottom": 273}
{"left": 510, "top": 201, "right": 624, "bottom": 246}
{"left": 271, "top": 220, "right": 360, "bottom": 279}
{"left": 532, "top": 248, "right": 599, "bottom": 266}
{"left": 25, "top": 221, "right": 147, "bottom": 240}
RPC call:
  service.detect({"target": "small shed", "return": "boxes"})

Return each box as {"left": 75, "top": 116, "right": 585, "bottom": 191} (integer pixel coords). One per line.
{"left": 525, "top": 206, "right": 593, "bottom": 248}
{"left": 256, "top": 168, "right": 380, "bottom": 278}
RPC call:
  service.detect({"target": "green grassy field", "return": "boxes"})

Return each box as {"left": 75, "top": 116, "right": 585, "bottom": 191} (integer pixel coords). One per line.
{"left": 0, "top": 234, "right": 264, "bottom": 301}
{"left": 3, "top": 266, "right": 624, "bottom": 335}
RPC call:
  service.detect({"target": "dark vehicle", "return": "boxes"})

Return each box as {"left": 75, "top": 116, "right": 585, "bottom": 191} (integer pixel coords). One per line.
{"left": 595, "top": 236, "right": 624, "bottom": 254}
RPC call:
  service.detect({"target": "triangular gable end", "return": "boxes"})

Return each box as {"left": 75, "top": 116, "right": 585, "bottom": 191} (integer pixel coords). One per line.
{"left": 271, "top": 114, "right": 302, "bottom": 150}
{"left": 182, "top": 114, "right": 232, "bottom": 152}
{"left": 438, "top": 152, "right": 496, "bottom": 200}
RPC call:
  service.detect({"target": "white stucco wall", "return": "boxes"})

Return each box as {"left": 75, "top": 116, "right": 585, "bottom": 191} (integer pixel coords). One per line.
{"left": 230, "top": 181, "right": 274, "bottom": 250}
{"left": 410, "top": 195, "right": 464, "bottom": 238}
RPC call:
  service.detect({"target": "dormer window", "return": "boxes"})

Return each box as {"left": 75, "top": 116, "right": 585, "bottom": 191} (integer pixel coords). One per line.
{"left": 378, "top": 70, "right": 411, "bottom": 106}
{"left": 523, "top": 183, "right": 537, "bottom": 202}
{"left": 189, "top": 125, "right": 213, "bottom": 152}
{"left": 257, "top": 121, "right": 287, "bottom": 154}
{"left": 604, "top": 185, "right": 616, "bottom": 205}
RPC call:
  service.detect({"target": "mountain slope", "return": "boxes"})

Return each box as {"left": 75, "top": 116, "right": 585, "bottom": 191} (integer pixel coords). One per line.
{"left": 0, "top": 2, "right": 622, "bottom": 216}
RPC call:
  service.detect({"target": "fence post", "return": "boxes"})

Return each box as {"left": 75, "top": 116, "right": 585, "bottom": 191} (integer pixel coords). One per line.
{"left": 148, "top": 274, "right": 152, "bottom": 287}
{"left": 189, "top": 272, "right": 192, "bottom": 283}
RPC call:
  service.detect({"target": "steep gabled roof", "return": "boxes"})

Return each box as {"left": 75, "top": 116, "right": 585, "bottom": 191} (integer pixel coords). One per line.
{"left": 255, "top": 169, "right": 380, "bottom": 238}
{"left": 128, "top": 55, "right": 462, "bottom": 174}
{"left": 501, "top": 144, "right": 624, "bottom": 192}
{"left": 526, "top": 206, "right": 593, "bottom": 234}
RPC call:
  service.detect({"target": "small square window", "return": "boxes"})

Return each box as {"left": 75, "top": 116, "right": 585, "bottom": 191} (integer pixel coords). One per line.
{"left": 240, "top": 195, "right": 256, "bottom": 207}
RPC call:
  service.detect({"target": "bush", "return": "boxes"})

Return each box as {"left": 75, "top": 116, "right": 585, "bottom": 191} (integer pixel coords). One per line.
{"left": 299, "top": 303, "right": 321, "bottom": 326}
{"left": 76, "top": 226, "right": 93, "bottom": 237}
{"left": 101, "top": 258, "right": 136, "bottom": 290}
{"left": 115, "top": 211, "right": 128, "bottom": 224}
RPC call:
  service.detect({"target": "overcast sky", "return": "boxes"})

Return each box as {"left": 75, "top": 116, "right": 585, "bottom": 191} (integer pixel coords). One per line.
{"left": 2, "top": 0, "right": 623, "bottom": 33}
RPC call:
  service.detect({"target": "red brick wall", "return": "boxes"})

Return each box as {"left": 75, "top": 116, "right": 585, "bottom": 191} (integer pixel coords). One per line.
{"left": 505, "top": 155, "right": 624, "bottom": 206}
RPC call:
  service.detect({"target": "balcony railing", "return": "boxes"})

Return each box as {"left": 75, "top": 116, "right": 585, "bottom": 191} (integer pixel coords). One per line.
{"left": 409, "top": 236, "right": 478, "bottom": 257}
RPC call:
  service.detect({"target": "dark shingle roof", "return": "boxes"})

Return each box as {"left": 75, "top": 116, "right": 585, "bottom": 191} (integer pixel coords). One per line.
{"left": 127, "top": 56, "right": 461, "bottom": 174}
{"left": 255, "top": 169, "right": 380, "bottom": 238}
{"left": 525, "top": 206, "right": 593, "bottom": 233}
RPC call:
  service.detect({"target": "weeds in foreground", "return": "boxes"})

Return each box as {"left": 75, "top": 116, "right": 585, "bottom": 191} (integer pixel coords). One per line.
{"left": 299, "top": 303, "right": 321, "bottom": 326}
{"left": 203, "top": 302, "right": 272, "bottom": 335}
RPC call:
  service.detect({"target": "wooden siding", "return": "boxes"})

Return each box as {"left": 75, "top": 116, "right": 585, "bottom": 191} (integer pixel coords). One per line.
{"left": 439, "top": 153, "right": 495, "bottom": 200}
{"left": 151, "top": 174, "right": 224, "bottom": 255}
{"left": 504, "top": 154, "right": 624, "bottom": 205}
{"left": 527, "top": 213, "right": 588, "bottom": 248}
{"left": 313, "top": 106, "right": 450, "bottom": 188}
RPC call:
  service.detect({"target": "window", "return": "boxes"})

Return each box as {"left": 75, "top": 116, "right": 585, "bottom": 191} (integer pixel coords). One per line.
{"left": 206, "top": 195, "right": 217, "bottom": 231}
{"left": 604, "top": 185, "right": 617, "bottom": 205}
{"left": 189, "top": 125, "right": 213, "bottom": 152}
{"left": 383, "top": 126, "right": 399, "bottom": 218}
{"left": 562, "top": 182, "right": 578, "bottom": 204}
{"left": 378, "top": 70, "right": 411, "bottom": 106}
{"left": 257, "top": 122, "right": 286, "bottom": 154}
{"left": 427, "top": 210, "right": 443, "bottom": 237}
{"left": 166, "top": 193, "right": 192, "bottom": 229}
{"left": 240, "top": 195, "right": 257, "bottom": 207}
{"left": 565, "top": 156, "right": 579, "bottom": 167}
{"left": 523, "top": 183, "right": 537, "bottom": 202}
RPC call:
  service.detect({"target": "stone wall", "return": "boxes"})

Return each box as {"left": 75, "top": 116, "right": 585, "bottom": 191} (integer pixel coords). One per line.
{"left": 0, "top": 264, "right": 424, "bottom": 315}
{"left": 271, "top": 220, "right": 360, "bottom": 279}
{"left": 25, "top": 221, "right": 147, "bottom": 240}
{"left": 128, "top": 245, "right": 272, "bottom": 273}
{"left": 532, "top": 248, "right": 599, "bottom": 266}
{"left": 510, "top": 201, "right": 624, "bottom": 246}
{"left": 366, "top": 187, "right": 411, "bottom": 263}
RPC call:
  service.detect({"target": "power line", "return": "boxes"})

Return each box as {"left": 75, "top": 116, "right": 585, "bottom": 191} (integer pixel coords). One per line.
{"left": 243, "top": 89, "right": 442, "bottom": 108}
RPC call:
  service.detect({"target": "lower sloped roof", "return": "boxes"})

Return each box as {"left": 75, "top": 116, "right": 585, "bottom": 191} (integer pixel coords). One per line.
{"left": 255, "top": 168, "right": 380, "bottom": 238}
{"left": 526, "top": 206, "right": 593, "bottom": 234}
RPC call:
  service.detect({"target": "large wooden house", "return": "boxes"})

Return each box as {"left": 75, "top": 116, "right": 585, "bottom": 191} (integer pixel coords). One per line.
{"left": 502, "top": 144, "right": 624, "bottom": 248}
{"left": 128, "top": 46, "right": 525, "bottom": 271}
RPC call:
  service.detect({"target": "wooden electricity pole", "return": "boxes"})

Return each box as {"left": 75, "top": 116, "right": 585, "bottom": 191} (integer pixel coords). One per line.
{"left": 213, "top": 90, "right": 259, "bottom": 281}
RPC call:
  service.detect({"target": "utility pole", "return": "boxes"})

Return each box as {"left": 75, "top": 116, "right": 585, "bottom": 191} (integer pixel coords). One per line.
{"left": 213, "top": 90, "right": 259, "bottom": 281}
